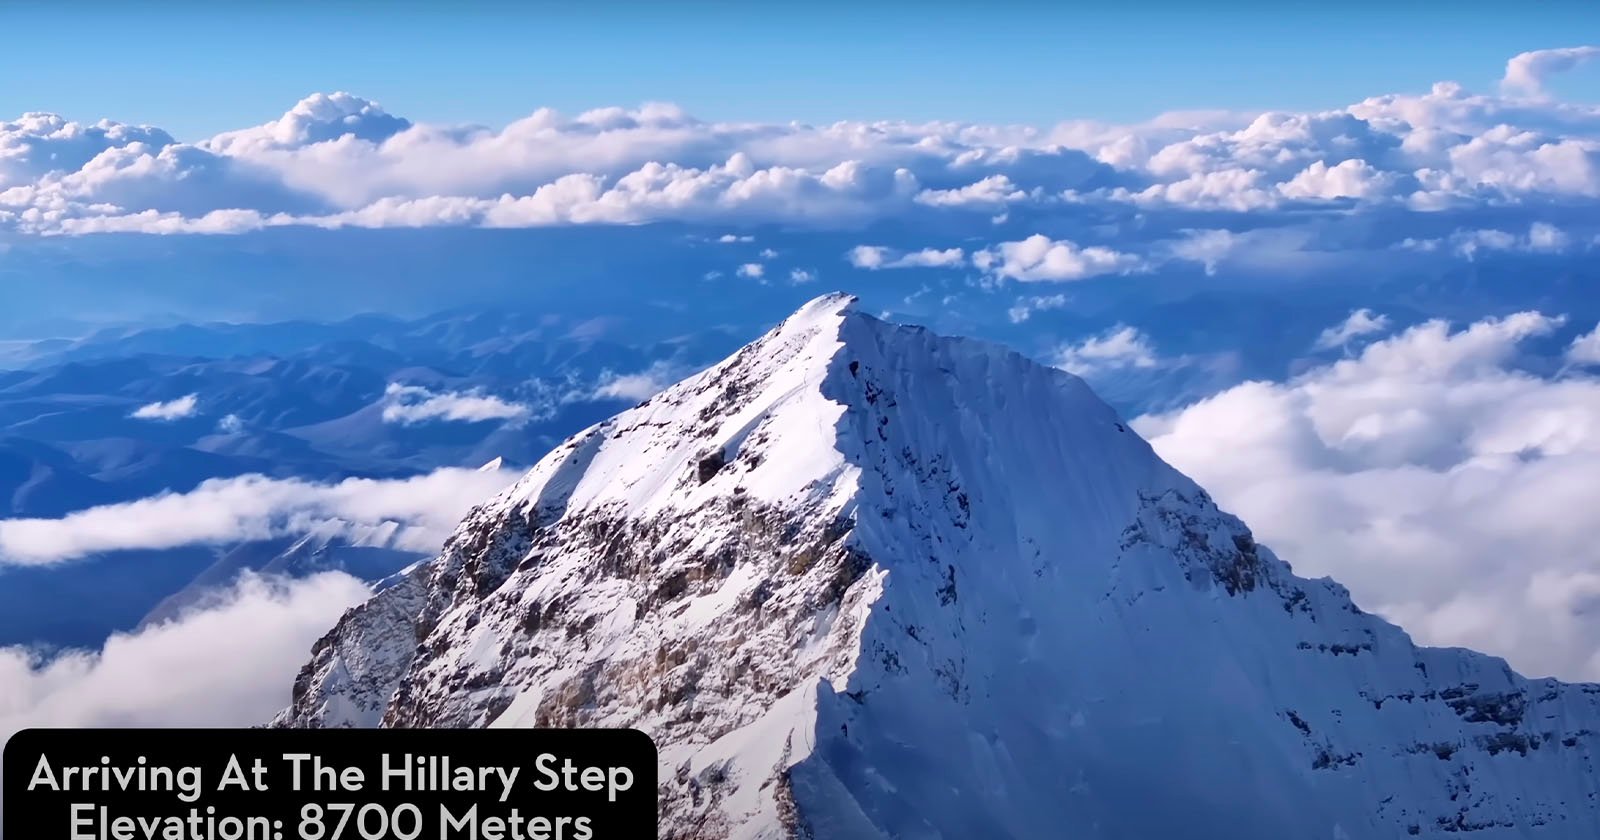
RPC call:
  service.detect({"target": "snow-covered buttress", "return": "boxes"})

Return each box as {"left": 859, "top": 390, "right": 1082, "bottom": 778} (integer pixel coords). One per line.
{"left": 275, "top": 293, "right": 1600, "bottom": 839}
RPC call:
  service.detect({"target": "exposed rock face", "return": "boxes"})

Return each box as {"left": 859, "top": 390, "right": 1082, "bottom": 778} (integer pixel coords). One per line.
{"left": 276, "top": 293, "right": 1600, "bottom": 839}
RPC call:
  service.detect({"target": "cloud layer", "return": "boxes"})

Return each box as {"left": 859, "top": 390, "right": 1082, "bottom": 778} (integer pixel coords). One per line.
{"left": 0, "top": 571, "right": 369, "bottom": 736}
{"left": 381, "top": 383, "right": 533, "bottom": 426}
{"left": 0, "top": 466, "right": 519, "bottom": 566}
{"left": 1136, "top": 311, "right": 1600, "bottom": 681}
{"left": 1, "top": 47, "right": 1598, "bottom": 244}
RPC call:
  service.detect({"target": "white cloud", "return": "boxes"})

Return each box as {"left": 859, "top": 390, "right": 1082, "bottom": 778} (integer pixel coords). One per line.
{"left": 1006, "top": 293, "right": 1069, "bottom": 323}
{"left": 1166, "top": 229, "right": 1242, "bottom": 276}
{"left": 0, "top": 466, "right": 520, "bottom": 566}
{"left": 1277, "top": 159, "right": 1397, "bottom": 200}
{"left": 589, "top": 361, "right": 685, "bottom": 402}
{"left": 0, "top": 113, "right": 174, "bottom": 188}
{"left": 0, "top": 571, "right": 370, "bottom": 739}
{"left": 207, "top": 92, "right": 411, "bottom": 153}
{"left": 1408, "top": 222, "right": 1581, "bottom": 259}
{"left": 847, "top": 245, "right": 965, "bottom": 270}
{"left": 789, "top": 268, "right": 816, "bottom": 284}
{"left": 1528, "top": 221, "right": 1571, "bottom": 252}
{"left": 381, "top": 382, "right": 532, "bottom": 426}
{"left": 736, "top": 262, "right": 765, "bottom": 279}
{"left": 216, "top": 413, "right": 244, "bottom": 434}
{"left": 1054, "top": 325, "right": 1159, "bottom": 375}
{"left": 1314, "top": 308, "right": 1392, "bottom": 350}
{"left": 51, "top": 208, "right": 268, "bottom": 236}
{"left": 2, "top": 51, "right": 1600, "bottom": 237}
{"left": 1502, "top": 46, "right": 1600, "bottom": 98}
{"left": 1441, "top": 128, "right": 1600, "bottom": 199}
{"left": 915, "top": 174, "right": 1032, "bottom": 208}
{"left": 130, "top": 393, "right": 198, "bottom": 421}
{"left": 1451, "top": 228, "right": 1519, "bottom": 259}
{"left": 1109, "top": 167, "right": 1278, "bottom": 211}
{"left": 1135, "top": 311, "right": 1600, "bottom": 680}
{"left": 1161, "top": 226, "right": 1348, "bottom": 278}
{"left": 976, "top": 234, "right": 1143, "bottom": 282}
{"left": 1569, "top": 323, "right": 1600, "bottom": 366}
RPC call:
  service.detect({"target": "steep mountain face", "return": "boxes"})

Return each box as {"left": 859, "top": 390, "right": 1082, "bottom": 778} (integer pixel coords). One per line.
{"left": 276, "top": 294, "right": 1600, "bottom": 839}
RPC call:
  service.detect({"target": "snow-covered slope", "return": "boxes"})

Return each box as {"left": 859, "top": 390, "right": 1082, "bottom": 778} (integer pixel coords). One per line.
{"left": 275, "top": 293, "right": 1600, "bottom": 839}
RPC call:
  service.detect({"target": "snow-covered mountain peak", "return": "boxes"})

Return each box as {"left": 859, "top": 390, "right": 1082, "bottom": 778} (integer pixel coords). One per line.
{"left": 276, "top": 295, "right": 1600, "bottom": 839}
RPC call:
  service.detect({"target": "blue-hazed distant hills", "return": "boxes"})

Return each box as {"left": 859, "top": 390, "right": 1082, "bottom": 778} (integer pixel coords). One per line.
{"left": 0, "top": 305, "right": 751, "bottom": 651}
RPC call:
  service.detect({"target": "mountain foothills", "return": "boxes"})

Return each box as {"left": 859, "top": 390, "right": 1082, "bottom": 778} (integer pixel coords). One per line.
{"left": 276, "top": 294, "right": 1600, "bottom": 839}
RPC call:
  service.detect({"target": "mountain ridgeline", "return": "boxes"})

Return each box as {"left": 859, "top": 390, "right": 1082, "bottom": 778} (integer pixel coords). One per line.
{"left": 275, "top": 294, "right": 1600, "bottom": 839}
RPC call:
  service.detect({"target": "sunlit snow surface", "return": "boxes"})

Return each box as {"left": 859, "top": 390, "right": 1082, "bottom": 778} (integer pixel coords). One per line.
{"left": 278, "top": 294, "right": 1600, "bottom": 839}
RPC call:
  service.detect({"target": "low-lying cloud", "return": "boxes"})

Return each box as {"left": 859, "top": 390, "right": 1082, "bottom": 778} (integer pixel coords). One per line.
{"left": 589, "top": 361, "right": 690, "bottom": 402}
{"left": 1136, "top": 310, "right": 1600, "bottom": 681}
{"left": 976, "top": 234, "right": 1144, "bottom": 282}
{"left": 130, "top": 394, "right": 199, "bottom": 421}
{"left": 0, "top": 571, "right": 369, "bottom": 738}
{"left": 0, "top": 465, "right": 520, "bottom": 566}
{"left": 847, "top": 245, "right": 965, "bottom": 270}
{"left": 1314, "top": 308, "right": 1393, "bottom": 351}
{"left": 381, "top": 383, "right": 533, "bottom": 426}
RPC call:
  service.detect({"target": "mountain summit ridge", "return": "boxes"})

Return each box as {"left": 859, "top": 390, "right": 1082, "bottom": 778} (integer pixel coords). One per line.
{"left": 276, "top": 293, "right": 1600, "bottom": 839}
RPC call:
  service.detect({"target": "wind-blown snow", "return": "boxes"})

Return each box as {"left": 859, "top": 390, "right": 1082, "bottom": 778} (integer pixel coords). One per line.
{"left": 277, "top": 294, "right": 1600, "bottom": 839}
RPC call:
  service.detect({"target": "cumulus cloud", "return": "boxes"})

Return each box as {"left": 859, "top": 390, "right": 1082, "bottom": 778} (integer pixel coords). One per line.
{"left": 130, "top": 393, "right": 199, "bottom": 421}
{"left": 0, "top": 113, "right": 174, "bottom": 188}
{"left": 1135, "top": 310, "right": 1600, "bottom": 680}
{"left": 1402, "top": 222, "right": 1582, "bottom": 259}
{"left": 206, "top": 92, "right": 412, "bottom": 154}
{"left": 1569, "top": 323, "right": 1600, "bottom": 366}
{"left": 1277, "top": 158, "right": 1397, "bottom": 200}
{"left": 2, "top": 50, "right": 1598, "bottom": 236}
{"left": 1502, "top": 46, "right": 1600, "bottom": 98}
{"left": 915, "top": 174, "right": 1033, "bottom": 208}
{"left": 1314, "top": 308, "right": 1392, "bottom": 350}
{"left": 381, "top": 383, "right": 532, "bottom": 426}
{"left": 975, "top": 234, "right": 1143, "bottom": 282}
{"left": 847, "top": 245, "right": 965, "bottom": 270}
{"left": 0, "top": 571, "right": 369, "bottom": 740}
{"left": 0, "top": 466, "right": 520, "bottom": 566}
{"left": 1054, "top": 325, "right": 1160, "bottom": 375}
{"left": 736, "top": 262, "right": 765, "bottom": 279}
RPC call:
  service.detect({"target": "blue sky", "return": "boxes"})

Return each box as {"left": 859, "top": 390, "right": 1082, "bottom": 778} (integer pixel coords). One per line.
{"left": 4, "top": 1, "right": 1598, "bottom": 135}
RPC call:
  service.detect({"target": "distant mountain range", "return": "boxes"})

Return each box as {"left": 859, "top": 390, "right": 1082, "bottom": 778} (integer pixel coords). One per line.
{"left": 0, "top": 306, "right": 750, "bottom": 650}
